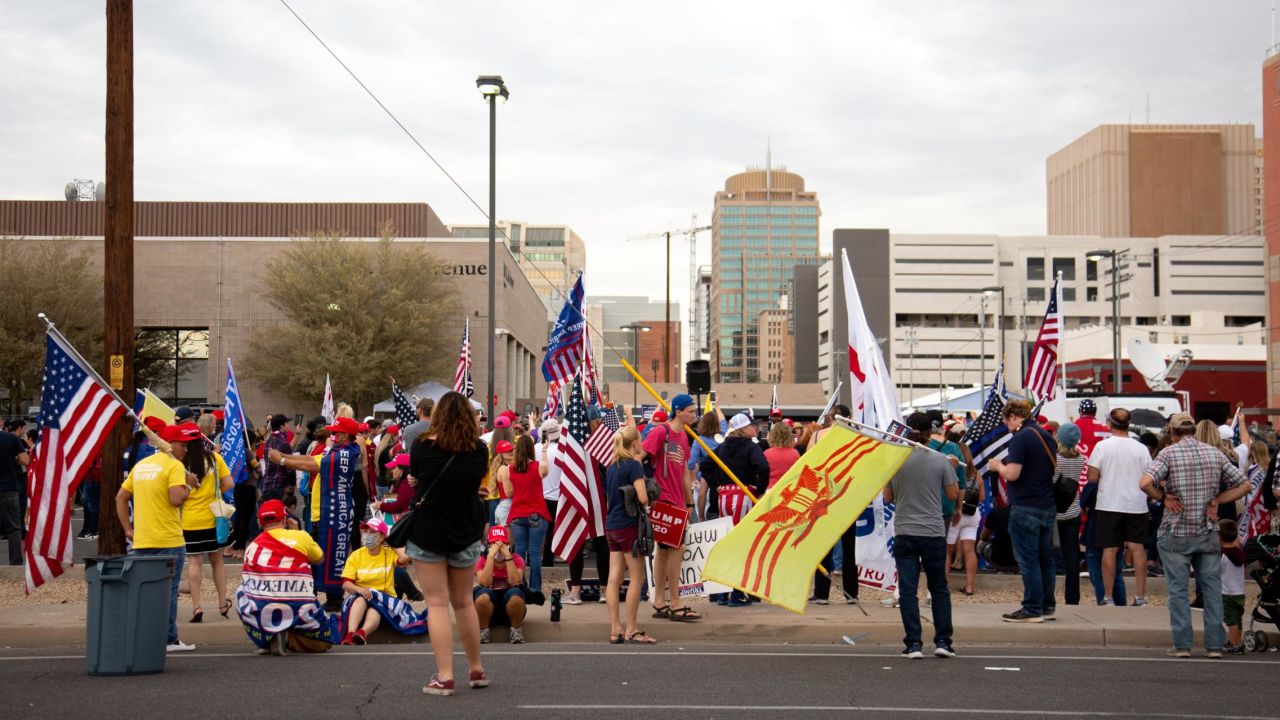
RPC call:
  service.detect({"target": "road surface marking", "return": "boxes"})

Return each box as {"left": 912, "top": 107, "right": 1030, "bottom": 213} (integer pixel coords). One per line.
{"left": 519, "top": 706, "right": 1275, "bottom": 719}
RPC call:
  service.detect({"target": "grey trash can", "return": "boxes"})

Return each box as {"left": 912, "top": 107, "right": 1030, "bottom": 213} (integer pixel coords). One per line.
{"left": 85, "top": 555, "right": 174, "bottom": 676}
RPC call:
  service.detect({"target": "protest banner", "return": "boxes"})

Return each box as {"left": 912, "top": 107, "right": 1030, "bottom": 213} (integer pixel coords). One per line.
{"left": 649, "top": 500, "right": 689, "bottom": 549}
{"left": 647, "top": 516, "right": 733, "bottom": 599}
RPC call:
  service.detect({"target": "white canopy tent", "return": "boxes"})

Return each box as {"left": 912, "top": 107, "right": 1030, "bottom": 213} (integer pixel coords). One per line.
{"left": 371, "top": 380, "right": 482, "bottom": 414}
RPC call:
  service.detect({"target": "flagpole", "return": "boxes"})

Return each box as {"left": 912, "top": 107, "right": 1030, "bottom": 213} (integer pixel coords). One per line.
{"left": 835, "top": 416, "right": 943, "bottom": 456}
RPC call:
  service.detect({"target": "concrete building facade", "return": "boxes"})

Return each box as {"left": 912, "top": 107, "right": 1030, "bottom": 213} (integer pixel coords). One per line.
{"left": 450, "top": 220, "right": 586, "bottom": 320}
{"left": 589, "top": 296, "right": 682, "bottom": 387}
{"left": 710, "top": 166, "right": 821, "bottom": 383}
{"left": 1265, "top": 54, "right": 1280, "bottom": 406}
{"left": 0, "top": 201, "right": 548, "bottom": 420}
{"left": 808, "top": 230, "right": 1265, "bottom": 406}
{"left": 1047, "top": 124, "right": 1260, "bottom": 238}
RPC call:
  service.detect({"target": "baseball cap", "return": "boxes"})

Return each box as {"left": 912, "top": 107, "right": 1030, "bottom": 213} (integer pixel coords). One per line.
{"left": 325, "top": 417, "right": 362, "bottom": 435}
{"left": 1169, "top": 413, "right": 1195, "bottom": 431}
{"left": 651, "top": 410, "right": 668, "bottom": 423}
{"left": 361, "top": 516, "right": 390, "bottom": 536}
{"left": 727, "top": 413, "right": 752, "bottom": 432}
{"left": 385, "top": 453, "right": 410, "bottom": 469}
{"left": 173, "top": 406, "right": 195, "bottom": 422}
{"left": 257, "top": 499, "right": 287, "bottom": 524}
{"left": 487, "top": 525, "right": 510, "bottom": 545}
{"left": 539, "top": 419, "right": 561, "bottom": 439}
{"left": 141, "top": 415, "right": 167, "bottom": 433}
{"left": 1218, "top": 424, "right": 1234, "bottom": 440}
{"left": 494, "top": 440, "right": 514, "bottom": 454}
{"left": 386, "top": 423, "right": 400, "bottom": 434}
{"left": 159, "top": 422, "right": 201, "bottom": 443}
{"left": 494, "top": 416, "right": 512, "bottom": 429}
{"left": 671, "top": 394, "right": 695, "bottom": 412}
{"left": 1078, "top": 399, "right": 1097, "bottom": 416}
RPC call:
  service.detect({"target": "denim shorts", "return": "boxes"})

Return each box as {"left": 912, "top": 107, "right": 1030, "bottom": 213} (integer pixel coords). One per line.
{"left": 406, "top": 539, "right": 484, "bottom": 568}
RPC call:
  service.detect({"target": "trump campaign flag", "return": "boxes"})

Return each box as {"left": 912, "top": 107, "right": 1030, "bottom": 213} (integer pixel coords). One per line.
{"left": 701, "top": 423, "right": 911, "bottom": 613}
{"left": 221, "top": 359, "right": 250, "bottom": 486}
{"left": 542, "top": 275, "right": 586, "bottom": 385}
{"left": 26, "top": 325, "right": 128, "bottom": 592}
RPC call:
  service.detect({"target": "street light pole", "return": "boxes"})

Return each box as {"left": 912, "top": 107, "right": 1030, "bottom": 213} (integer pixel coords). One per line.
{"left": 477, "top": 75, "right": 509, "bottom": 425}
{"left": 1087, "top": 249, "right": 1126, "bottom": 394}
{"left": 979, "top": 286, "right": 1003, "bottom": 398}
{"left": 622, "top": 323, "right": 652, "bottom": 406}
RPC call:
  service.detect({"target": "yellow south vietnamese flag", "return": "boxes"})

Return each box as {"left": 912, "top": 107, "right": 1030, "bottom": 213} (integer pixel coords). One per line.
{"left": 136, "top": 388, "right": 176, "bottom": 425}
{"left": 701, "top": 424, "right": 911, "bottom": 614}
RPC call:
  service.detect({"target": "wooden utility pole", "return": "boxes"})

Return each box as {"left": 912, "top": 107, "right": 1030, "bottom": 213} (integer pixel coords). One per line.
{"left": 99, "top": 0, "right": 134, "bottom": 556}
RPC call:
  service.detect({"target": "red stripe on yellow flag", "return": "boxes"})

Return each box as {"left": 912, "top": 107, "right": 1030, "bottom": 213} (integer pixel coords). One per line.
{"left": 701, "top": 424, "right": 912, "bottom": 614}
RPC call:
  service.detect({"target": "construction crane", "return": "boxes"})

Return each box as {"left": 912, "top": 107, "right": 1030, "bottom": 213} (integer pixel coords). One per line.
{"left": 627, "top": 214, "right": 712, "bottom": 382}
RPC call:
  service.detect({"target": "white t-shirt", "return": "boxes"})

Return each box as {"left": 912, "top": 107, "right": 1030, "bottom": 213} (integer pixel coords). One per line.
{"left": 1221, "top": 551, "right": 1245, "bottom": 596}
{"left": 1087, "top": 435, "right": 1152, "bottom": 514}
{"left": 535, "top": 441, "right": 562, "bottom": 502}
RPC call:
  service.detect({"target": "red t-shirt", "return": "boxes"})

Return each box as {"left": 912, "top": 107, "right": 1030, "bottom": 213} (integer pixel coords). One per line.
{"left": 476, "top": 553, "right": 526, "bottom": 591}
{"left": 642, "top": 423, "right": 690, "bottom": 505}
{"left": 1076, "top": 416, "right": 1109, "bottom": 458}
{"left": 506, "top": 461, "right": 551, "bottom": 522}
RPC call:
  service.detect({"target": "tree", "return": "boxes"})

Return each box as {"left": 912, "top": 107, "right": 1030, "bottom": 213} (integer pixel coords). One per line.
{"left": 244, "top": 225, "right": 462, "bottom": 415}
{"left": 0, "top": 238, "right": 104, "bottom": 417}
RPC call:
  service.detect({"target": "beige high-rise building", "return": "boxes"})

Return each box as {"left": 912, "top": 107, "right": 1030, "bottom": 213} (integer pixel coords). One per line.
{"left": 1047, "top": 124, "right": 1260, "bottom": 237}
{"left": 711, "top": 166, "right": 820, "bottom": 383}
{"left": 451, "top": 220, "right": 587, "bottom": 319}
{"left": 756, "top": 305, "right": 792, "bottom": 384}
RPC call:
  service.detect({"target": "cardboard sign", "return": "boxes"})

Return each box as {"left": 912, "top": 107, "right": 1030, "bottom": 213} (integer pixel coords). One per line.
{"left": 646, "top": 517, "right": 733, "bottom": 598}
{"left": 648, "top": 500, "right": 689, "bottom": 549}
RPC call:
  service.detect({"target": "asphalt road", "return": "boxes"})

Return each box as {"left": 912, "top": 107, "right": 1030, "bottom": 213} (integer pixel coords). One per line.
{"left": 4, "top": 643, "right": 1278, "bottom": 720}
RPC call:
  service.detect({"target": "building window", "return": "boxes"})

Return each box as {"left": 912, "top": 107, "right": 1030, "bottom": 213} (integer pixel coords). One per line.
{"left": 136, "top": 328, "right": 209, "bottom": 404}
{"left": 1086, "top": 286, "right": 1098, "bottom": 302}
{"left": 1062, "top": 287, "right": 1076, "bottom": 302}
{"left": 1026, "top": 257, "right": 1045, "bottom": 282}
{"left": 525, "top": 227, "right": 566, "bottom": 246}
{"left": 1051, "top": 257, "right": 1075, "bottom": 281}
{"left": 1086, "top": 258, "right": 1098, "bottom": 281}
{"left": 1027, "top": 286, "right": 1045, "bottom": 302}
{"left": 1171, "top": 315, "right": 1191, "bottom": 327}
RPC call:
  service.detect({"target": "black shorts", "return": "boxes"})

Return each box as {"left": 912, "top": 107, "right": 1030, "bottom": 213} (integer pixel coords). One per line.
{"left": 1094, "top": 509, "right": 1149, "bottom": 548}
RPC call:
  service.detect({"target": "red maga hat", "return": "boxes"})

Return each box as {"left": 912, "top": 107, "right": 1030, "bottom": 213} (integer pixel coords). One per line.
{"left": 325, "top": 417, "right": 363, "bottom": 435}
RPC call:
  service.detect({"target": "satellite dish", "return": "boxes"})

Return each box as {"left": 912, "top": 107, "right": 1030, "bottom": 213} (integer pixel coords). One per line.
{"left": 1127, "top": 338, "right": 1193, "bottom": 392}
{"left": 95, "top": 182, "right": 105, "bottom": 201}
{"left": 65, "top": 182, "right": 77, "bottom": 201}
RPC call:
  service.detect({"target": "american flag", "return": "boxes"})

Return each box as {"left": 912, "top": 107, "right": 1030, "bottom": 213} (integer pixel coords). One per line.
{"left": 770, "top": 385, "right": 780, "bottom": 416}
{"left": 964, "top": 368, "right": 1046, "bottom": 510}
{"left": 541, "top": 379, "right": 562, "bottom": 421}
{"left": 453, "top": 319, "right": 474, "bottom": 398}
{"left": 601, "top": 406, "right": 622, "bottom": 433}
{"left": 584, "top": 422, "right": 618, "bottom": 467}
{"left": 550, "top": 373, "right": 607, "bottom": 561}
{"left": 582, "top": 335, "right": 601, "bottom": 406}
{"left": 391, "top": 379, "right": 416, "bottom": 428}
{"left": 541, "top": 275, "right": 585, "bottom": 385}
{"left": 26, "top": 329, "right": 128, "bottom": 592}
{"left": 1023, "top": 273, "right": 1062, "bottom": 403}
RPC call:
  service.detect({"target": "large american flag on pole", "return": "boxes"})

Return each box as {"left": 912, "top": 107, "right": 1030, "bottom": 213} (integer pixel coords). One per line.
{"left": 964, "top": 365, "right": 1011, "bottom": 509}
{"left": 26, "top": 329, "right": 128, "bottom": 592}
{"left": 550, "top": 372, "right": 606, "bottom": 561}
{"left": 453, "top": 319, "right": 474, "bottom": 398}
{"left": 541, "top": 275, "right": 586, "bottom": 385}
{"left": 1023, "top": 273, "right": 1062, "bottom": 403}
{"left": 584, "top": 422, "right": 618, "bottom": 467}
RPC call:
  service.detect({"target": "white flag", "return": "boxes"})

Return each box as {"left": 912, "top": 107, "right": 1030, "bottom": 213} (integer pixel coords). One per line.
{"left": 841, "top": 249, "right": 901, "bottom": 430}
{"left": 321, "top": 373, "right": 335, "bottom": 423}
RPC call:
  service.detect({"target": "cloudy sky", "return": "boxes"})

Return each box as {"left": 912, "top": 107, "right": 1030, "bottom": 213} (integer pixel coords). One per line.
{"left": 1, "top": 1, "right": 1270, "bottom": 340}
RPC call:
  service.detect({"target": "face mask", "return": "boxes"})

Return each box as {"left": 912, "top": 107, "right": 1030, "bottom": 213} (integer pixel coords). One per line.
{"left": 361, "top": 534, "right": 380, "bottom": 550}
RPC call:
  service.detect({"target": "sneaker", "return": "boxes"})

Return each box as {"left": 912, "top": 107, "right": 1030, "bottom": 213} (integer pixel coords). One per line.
{"left": 934, "top": 645, "right": 957, "bottom": 658}
{"left": 1225, "top": 643, "right": 1246, "bottom": 655}
{"left": 1042, "top": 608, "right": 1056, "bottom": 621}
{"left": 1002, "top": 609, "right": 1044, "bottom": 623}
{"left": 903, "top": 646, "right": 924, "bottom": 659}
{"left": 479, "top": 628, "right": 491, "bottom": 644}
{"left": 808, "top": 596, "right": 829, "bottom": 605}
{"left": 166, "top": 640, "right": 196, "bottom": 653}
{"left": 1132, "top": 596, "right": 1148, "bottom": 607}
{"left": 352, "top": 629, "right": 367, "bottom": 645}
{"left": 1099, "top": 597, "right": 1115, "bottom": 606}
{"left": 879, "top": 597, "right": 899, "bottom": 608}
{"left": 564, "top": 594, "right": 583, "bottom": 606}
{"left": 1165, "top": 648, "right": 1192, "bottom": 658}
{"left": 509, "top": 627, "right": 525, "bottom": 644}
{"left": 340, "top": 632, "right": 356, "bottom": 646}
{"left": 422, "top": 675, "right": 456, "bottom": 696}
{"left": 1190, "top": 596, "right": 1204, "bottom": 611}
{"left": 1206, "top": 650, "right": 1223, "bottom": 659}
{"left": 270, "top": 632, "right": 289, "bottom": 656}
{"left": 468, "top": 669, "right": 490, "bottom": 689}
{"left": 846, "top": 597, "right": 860, "bottom": 605}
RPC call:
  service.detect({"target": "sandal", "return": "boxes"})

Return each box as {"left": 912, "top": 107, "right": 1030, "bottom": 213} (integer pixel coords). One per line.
{"left": 190, "top": 608, "right": 204, "bottom": 624}
{"left": 626, "top": 630, "right": 658, "bottom": 644}
{"left": 609, "top": 632, "right": 625, "bottom": 645}
{"left": 961, "top": 587, "right": 975, "bottom": 596}
{"left": 651, "top": 605, "right": 671, "bottom": 619}
{"left": 667, "top": 606, "right": 702, "bottom": 622}
{"left": 220, "top": 599, "right": 233, "bottom": 618}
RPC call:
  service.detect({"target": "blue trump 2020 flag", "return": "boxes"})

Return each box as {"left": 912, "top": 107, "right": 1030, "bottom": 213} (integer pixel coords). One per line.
{"left": 542, "top": 274, "right": 585, "bottom": 384}
{"left": 222, "top": 358, "right": 250, "bottom": 486}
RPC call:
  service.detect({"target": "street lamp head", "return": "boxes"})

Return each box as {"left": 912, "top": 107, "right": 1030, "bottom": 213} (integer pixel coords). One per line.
{"left": 476, "top": 75, "right": 509, "bottom": 100}
{"left": 638, "top": 325, "right": 652, "bottom": 333}
{"left": 981, "top": 286, "right": 1002, "bottom": 296}
{"left": 1086, "top": 249, "right": 1114, "bottom": 261}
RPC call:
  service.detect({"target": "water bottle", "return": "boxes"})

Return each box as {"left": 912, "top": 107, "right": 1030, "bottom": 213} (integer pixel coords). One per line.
{"left": 550, "top": 588, "right": 562, "bottom": 622}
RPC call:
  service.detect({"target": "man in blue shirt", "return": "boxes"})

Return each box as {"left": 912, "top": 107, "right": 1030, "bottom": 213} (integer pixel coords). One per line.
{"left": 988, "top": 400, "right": 1058, "bottom": 623}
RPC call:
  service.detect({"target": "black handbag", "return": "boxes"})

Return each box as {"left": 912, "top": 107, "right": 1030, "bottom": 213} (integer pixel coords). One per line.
{"left": 961, "top": 483, "right": 980, "bottom": 516}
{"left": 385, "top": 455, "right": 455, "bottom": 549}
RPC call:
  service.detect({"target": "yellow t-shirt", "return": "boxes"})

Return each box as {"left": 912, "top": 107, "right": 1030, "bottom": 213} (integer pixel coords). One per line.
{"left": 122, "top": 452, "right": 187, "bottom": 549}
{"left": 181, "top": 453, "right": 231, "bottom": 531}
{"left": 340, "top": 546, "right": 398, "bottom": 595}
{"left": 267, "top": 528, "right": 324, "bottom": 564}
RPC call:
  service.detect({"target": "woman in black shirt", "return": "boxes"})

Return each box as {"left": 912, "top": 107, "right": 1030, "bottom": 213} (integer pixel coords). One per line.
{"left": 407, "top": 392, "right": 490, "bottom": 696}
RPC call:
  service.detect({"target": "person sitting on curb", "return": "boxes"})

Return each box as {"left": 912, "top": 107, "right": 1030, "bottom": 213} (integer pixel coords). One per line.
{"left": 474, "top": 524, "right": 528, "bottom": 644}
{"left": 340, "top": 516, "right": 425, "bottom": 645}
{"left": 235, "top": 499, "right": 340, "bottom": 656}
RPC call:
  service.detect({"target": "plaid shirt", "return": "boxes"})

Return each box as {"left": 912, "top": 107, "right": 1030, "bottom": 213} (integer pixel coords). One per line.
{"left": 1146, "top": 438, "right": 1245, "bottom": 537}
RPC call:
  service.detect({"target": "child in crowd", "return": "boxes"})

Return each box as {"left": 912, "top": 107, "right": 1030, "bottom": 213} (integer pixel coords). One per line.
{"left": 1220, "top": 518, "right": 1247, "bottom": 654}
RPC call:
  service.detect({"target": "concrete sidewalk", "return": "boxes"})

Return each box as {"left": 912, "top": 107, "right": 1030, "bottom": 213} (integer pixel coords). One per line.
{"left": 0, "top": 589, "right": 1241, "bottom": 651}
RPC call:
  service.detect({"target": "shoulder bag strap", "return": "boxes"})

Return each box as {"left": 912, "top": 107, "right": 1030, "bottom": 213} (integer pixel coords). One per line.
{"left": 1023, "top": 426, "right": 1057, "bottom": 472}
{"left": 407, "top": 454, "right": 457, "bottom": 513}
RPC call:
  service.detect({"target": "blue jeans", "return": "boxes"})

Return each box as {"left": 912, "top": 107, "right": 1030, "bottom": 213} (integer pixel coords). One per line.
{"left": 510, "top": 514, "right": 548, "bottom": 592}
{"left": 893, "top": 534, "right": 952, "bottom": 649}
{"left": 1085, "top": 547, "right": 1127, "bottom": 605}
{"left": 1158, "top": 532, "right": 1225, "bottom": 651}
{"left": 1009, "top": 505, "right": 1056, "bottom": 615}
{"left": 130, "top": 546, "right": 186, "bottom": 645}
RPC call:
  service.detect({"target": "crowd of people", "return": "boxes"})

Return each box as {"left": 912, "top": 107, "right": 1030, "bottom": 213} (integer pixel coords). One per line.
{"left": 4, "top": 386, "right": 1280, "bottom": 685}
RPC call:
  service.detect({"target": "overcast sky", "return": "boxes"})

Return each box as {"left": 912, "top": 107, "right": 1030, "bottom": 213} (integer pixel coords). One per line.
{"left": 1, "top": 1, "right": 1270, "bottom": 347}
